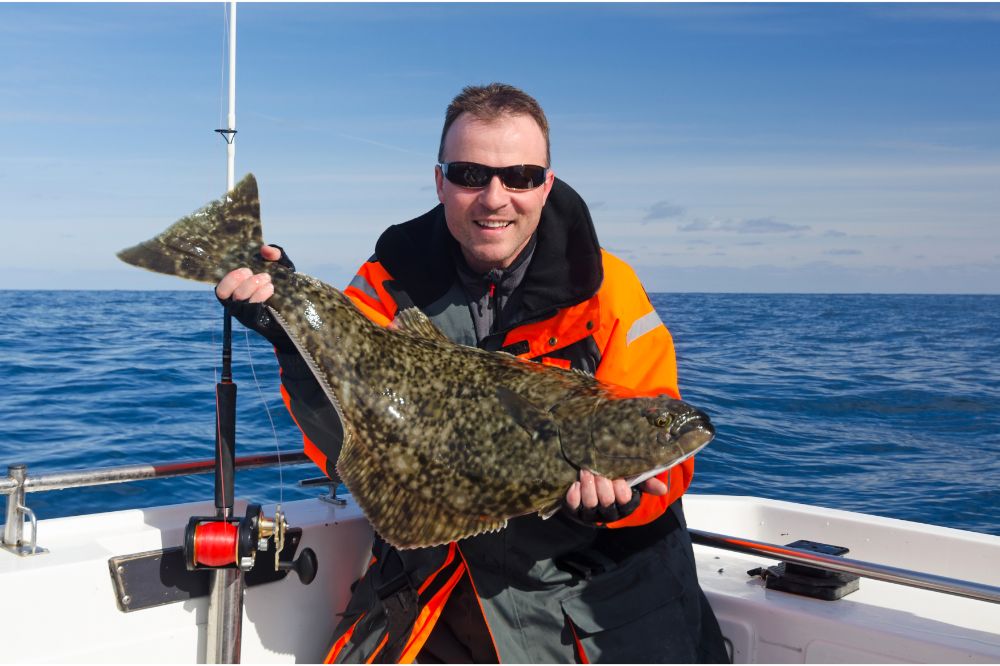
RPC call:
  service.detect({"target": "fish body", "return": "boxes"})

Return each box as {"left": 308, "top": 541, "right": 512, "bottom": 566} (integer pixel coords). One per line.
{"left": 118, "top": 174, "right": 715, "bottom": 548}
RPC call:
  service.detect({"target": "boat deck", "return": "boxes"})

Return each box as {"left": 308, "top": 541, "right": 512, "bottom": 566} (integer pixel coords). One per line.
{"left": 1, "top": 494, "right": 998, "bottom": 663}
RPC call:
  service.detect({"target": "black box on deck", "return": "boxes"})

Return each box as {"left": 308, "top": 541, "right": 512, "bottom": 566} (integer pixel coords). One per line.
{"left": 750, "top": 539, "right": 861, "bottom": 601}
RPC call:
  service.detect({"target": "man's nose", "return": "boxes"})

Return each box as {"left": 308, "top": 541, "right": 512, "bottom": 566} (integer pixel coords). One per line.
{"left": 478, "top": 175, "right": 509, "bottom": 209}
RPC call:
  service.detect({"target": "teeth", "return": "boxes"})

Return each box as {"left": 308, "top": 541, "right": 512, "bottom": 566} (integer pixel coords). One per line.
{"left": 476, "top": 220, "right": 511, "bottom": 229}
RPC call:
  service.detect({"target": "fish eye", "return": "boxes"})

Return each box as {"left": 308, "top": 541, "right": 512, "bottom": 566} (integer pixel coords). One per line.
{"left": 649, "top": 412, "right": 672, "bottom": 429}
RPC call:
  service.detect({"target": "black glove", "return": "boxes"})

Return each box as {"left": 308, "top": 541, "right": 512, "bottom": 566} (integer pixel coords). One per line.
{"left": 218, "top": 245, "right": 297, "bottom": 352}
{"left": 562, "top": 486, "right": 643, "bottom": 526}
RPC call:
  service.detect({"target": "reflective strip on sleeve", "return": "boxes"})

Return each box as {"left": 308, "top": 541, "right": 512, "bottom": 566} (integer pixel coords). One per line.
{"left": 348, "top": 274, "right": 381, "bottom": 302}
{"left": 625, "top": 309, "right": 664, "bottom": 347}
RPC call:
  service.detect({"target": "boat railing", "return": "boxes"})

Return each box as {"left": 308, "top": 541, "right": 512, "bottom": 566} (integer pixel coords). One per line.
{"left": 1, "top": 451, "right": 316, "bottom": 556}
{"left": 689, "top": 528, "right": 1000, "bottom": 605}
{"left": 4, "top": 459, "right": 999, "bottom": 605}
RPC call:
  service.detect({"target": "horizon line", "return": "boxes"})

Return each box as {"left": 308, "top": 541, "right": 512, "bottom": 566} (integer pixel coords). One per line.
{"left": 3, "top": 288, "right": 997, "bottom": 297}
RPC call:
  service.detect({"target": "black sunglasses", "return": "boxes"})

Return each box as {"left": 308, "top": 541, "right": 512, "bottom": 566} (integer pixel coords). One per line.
{"left": 439, "top": 162, "right": 548, "bottom": 191}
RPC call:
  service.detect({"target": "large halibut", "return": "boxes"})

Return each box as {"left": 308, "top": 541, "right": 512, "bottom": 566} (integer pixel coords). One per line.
{"left": 118, "top": 174, "right": 715, "bottom": 548}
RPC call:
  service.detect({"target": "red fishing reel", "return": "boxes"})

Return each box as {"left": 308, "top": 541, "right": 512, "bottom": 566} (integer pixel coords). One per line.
{"left": 184, "top": 503, "right": 285, "bottom": 572}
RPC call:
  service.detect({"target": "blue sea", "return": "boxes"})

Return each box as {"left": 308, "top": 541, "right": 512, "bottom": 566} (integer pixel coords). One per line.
{"left": 1, "top": 291, "right": 997, "bottom": 536}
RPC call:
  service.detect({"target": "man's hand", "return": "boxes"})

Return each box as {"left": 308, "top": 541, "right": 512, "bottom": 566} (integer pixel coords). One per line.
{"left": 563, "top": 470, "right": 668, "bottom": 525}
{"left": 215, "top": 244, "right": 283, "bottom": 303}
{"left": 216, "top": 244, "right": 296, "bottom": 351}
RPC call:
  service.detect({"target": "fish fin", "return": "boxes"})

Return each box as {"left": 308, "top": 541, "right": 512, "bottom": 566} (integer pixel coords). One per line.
{"left": 336, "top": 433, "right": 510, "bottom": 549}
{"left": 390, "top": 307, "right": 451, "bottom": 343}
{"left": 495, "top": 386, "right": 560, "bottom": 442}
{"left": 538, "top": 501, "right": 563, "bottom": 520}
{"left": 117, "top": 173, "right": 265, "bottom": 284}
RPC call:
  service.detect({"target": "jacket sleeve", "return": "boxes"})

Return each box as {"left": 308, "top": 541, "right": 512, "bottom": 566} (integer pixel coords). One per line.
{"left": 278, "top": 258, "right": 399, "bottom": 477}
{"left": 591, "top": 250, "right": 694, "bottom": 529}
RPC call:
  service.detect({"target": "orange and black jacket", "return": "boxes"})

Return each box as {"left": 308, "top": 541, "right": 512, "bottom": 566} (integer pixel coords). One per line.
{"left": 276, "top": 179, "right": 713, "bottom": 663}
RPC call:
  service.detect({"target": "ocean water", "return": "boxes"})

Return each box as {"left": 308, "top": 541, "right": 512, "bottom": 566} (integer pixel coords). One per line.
{"left": 1, "top": 291, "right": 997, "bottom": 536}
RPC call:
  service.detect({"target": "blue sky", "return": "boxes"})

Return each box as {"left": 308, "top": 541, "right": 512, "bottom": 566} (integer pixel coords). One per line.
{"left": 2, "top": 3, "right": 998, "bottom": 293}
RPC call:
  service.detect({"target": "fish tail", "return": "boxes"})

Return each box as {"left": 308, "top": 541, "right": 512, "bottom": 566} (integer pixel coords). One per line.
{"left": 117, "top": 174, "right": 265, "bottom": 285}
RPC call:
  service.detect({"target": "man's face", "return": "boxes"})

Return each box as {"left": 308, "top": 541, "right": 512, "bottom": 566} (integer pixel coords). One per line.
{"left": 436, "top": 113, "right": 555, "bottom": 274}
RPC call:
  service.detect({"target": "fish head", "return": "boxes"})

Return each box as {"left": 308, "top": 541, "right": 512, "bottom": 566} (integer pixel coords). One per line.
{"left": 556, "top": 393, "right": 715, "bottom": 480}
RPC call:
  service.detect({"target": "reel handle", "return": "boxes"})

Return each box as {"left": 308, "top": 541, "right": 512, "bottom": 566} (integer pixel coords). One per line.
{"left": 279, "top": 547, "right": 318, "bottom": 585}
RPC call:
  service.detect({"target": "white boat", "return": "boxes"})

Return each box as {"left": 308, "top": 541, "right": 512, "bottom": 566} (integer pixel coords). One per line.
{"left": 2, "top": 456, "right": 998, "bottom": 663}
{"left": 4, "top": 4, "right": 997, "bottom": 663}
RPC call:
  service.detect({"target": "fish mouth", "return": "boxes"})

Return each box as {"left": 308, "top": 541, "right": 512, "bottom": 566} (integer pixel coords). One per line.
{"left": 671, "top": 409, "right": 715, "bottom": 456}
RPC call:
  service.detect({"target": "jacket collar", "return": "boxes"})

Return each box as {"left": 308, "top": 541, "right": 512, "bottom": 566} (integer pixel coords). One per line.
{"left": 374, "top": 178, "right": 604, "bottom": 321}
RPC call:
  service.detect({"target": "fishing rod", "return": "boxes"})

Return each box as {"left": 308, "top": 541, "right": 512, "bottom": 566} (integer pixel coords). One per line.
{"left": 183, "top": 284, "right": 318, "bottom": 666}
{"left": 179, "top": 4, "right": 316, "bottom": 663}
{"left": 183, "top": 298, "right": 312, "bottom": 663}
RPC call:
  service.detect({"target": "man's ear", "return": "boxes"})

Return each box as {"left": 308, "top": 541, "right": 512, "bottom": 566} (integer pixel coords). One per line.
{"left": 435, "top": 164, "right": 446, "bottom": 204}
{"left": 539, "top": 169, "right": 556, "bottom": 206}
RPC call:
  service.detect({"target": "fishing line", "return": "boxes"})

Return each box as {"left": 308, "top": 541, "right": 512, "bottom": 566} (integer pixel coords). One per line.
{"left": 193, "top": 520, "right": 239, "bottom": 568}
{"left": 243, "top": 328, "right": 285, "bottom": 507}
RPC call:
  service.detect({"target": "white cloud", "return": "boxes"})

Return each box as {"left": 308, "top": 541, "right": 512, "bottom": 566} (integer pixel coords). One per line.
{"left": 678, "top": 219, "right": 715, "bottom": 232}
{"left": 735, "top": 218, "right": 810, "bottom": 234}
{"left": 643, "top": 200, "right": 686, "bottom": 223}
{"left": 678, "top": 217, "right": 809, "bottom": 234}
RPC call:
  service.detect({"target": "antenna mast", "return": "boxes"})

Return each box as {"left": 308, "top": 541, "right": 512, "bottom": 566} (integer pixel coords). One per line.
{"left": 216, "top": 1, "right": 237, "bottom": 192}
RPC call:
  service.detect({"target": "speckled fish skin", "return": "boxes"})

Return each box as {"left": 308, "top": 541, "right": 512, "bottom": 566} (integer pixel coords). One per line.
{"left": 118, "top": 174, "right": 716, "bottom": 549}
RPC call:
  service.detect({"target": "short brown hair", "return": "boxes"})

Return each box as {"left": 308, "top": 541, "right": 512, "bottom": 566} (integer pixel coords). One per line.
{"left": 438, "top": 83, "right": 551, "bottom": 166}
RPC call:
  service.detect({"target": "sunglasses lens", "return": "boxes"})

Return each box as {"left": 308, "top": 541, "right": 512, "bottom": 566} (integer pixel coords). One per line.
{"left": 446, "top": 163, "right": 491, "bottom": 188}
{"left": 501, "top": 165, "right": 546, "bottom": 190}
{"left": 442, "top": 163, "right": 547, "bottom": 190}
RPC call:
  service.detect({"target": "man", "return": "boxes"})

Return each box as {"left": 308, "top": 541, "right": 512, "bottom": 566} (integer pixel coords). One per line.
{"left": 217, "top": 83, "right": 727, "bottom": 663}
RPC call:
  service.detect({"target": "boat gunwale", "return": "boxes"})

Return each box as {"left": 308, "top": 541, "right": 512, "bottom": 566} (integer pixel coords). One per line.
{"left": 1, "top": 450, "right": 310, "bottom": 495}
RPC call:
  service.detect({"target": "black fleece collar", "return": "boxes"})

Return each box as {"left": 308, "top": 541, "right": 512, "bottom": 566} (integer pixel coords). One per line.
{"left": 373, "top": 178, "right": 604, "bottom": 323}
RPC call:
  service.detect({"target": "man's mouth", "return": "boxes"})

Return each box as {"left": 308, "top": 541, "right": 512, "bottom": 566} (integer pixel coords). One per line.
{"left": 475, "top": 220, "right": 512, "bottom": 229}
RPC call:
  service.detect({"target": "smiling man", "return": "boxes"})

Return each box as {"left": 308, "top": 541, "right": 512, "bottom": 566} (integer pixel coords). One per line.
{"left": 436, "top": 109, "right": 554, "bottom": 274}
{"left": 217, "top": 83, "right": 726, "bottom": 663}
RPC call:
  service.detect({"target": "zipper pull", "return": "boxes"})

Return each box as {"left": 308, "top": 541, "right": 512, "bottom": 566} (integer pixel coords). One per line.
{"left": 485, "top": 269, "right": 502, "bottom": 312}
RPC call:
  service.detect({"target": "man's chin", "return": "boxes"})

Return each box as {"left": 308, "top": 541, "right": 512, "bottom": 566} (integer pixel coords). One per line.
{"left": 464, "top": 246, "right": 517, "bottom": 272}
